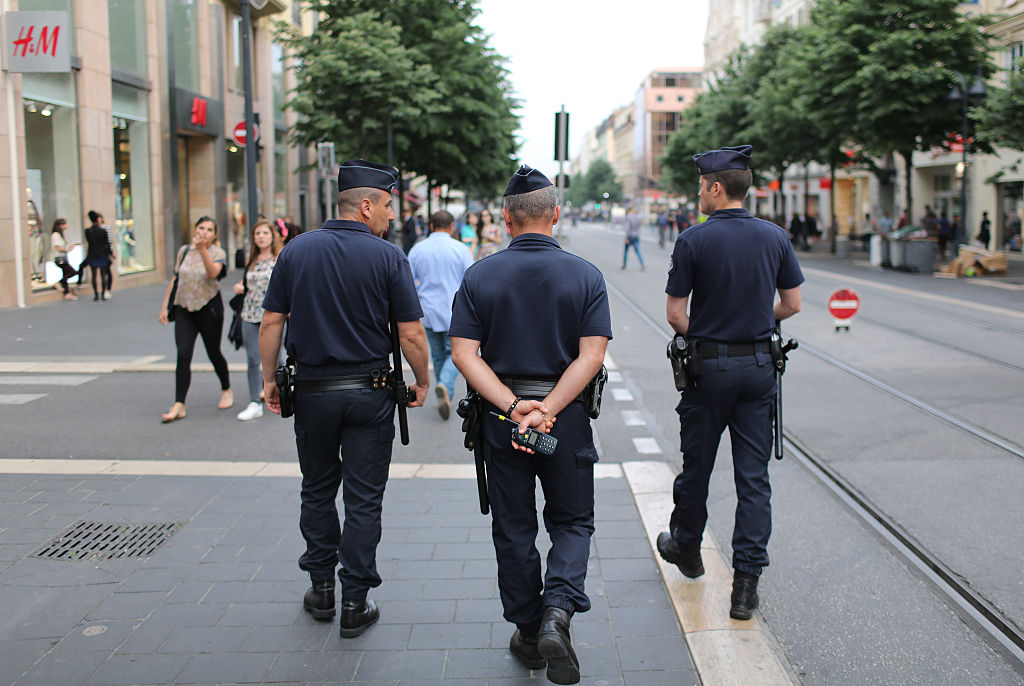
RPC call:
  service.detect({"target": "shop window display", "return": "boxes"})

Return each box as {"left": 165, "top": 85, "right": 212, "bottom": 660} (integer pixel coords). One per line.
{"left": 111, "top": 85, "right": 154, "bottom": 275}
{"left": 22, "top": 80, "right": 81, "bottom": 290}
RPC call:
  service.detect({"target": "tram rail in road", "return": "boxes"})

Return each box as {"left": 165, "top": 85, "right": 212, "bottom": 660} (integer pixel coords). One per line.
{"left": 604, "top": 279, "right": 1024, "bottom": 677}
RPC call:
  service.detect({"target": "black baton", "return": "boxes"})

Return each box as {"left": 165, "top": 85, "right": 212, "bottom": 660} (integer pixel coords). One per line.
{"left": 772, "top": 324, "right": 799, "bottom": 460}
{"left": 390, "top": 311, "right": 411, "bottom": 445}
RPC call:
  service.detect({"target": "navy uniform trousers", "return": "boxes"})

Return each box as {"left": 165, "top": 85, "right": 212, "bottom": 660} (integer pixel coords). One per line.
{"left": 481, "top": 400, "right": 597, "bottom": 630}
{"left": 670, "top": 352, "right": 776, "bottom": 576}
{"left": 293, "top": 362, "right": 395, "bottom": 602}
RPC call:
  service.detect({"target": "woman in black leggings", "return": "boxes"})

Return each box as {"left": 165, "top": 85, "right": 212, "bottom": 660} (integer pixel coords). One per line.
{"left": 157, "top": 216, "right": 233, "bottom": 422}
{"left": 83, "top": 210, "right": 114, "bottom": 300}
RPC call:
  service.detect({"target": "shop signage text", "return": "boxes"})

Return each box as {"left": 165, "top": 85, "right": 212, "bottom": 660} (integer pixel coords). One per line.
{"left": 190, "top": 97, "right": 208, "bottom": 128}
{"left": 3, "top": 11, "right": 71, "bottom": 73}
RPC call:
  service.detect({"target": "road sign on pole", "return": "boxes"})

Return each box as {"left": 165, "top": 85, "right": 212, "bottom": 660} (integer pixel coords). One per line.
{"left": 827, "top": 288, "right": 860, "bottom": 332}
{"left": 232, "top": 120, "right": 259, "bottom": 147}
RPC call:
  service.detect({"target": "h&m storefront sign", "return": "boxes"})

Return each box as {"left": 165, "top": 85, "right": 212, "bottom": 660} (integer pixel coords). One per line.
{"left": 174, "top": 87, "right": 223, "bottom": 137}
{"left": 3, "top": 11, "right": 71, "bottom": 73}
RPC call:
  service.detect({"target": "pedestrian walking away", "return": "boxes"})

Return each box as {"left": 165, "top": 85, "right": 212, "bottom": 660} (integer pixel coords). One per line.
{"left": 259, "top": 159, "right": 430, "bottom": 639}
{"left": 451, "top": 165, "right": 612, "bottom": 685}
{"left": 232, "top": 220, "right": 283, "bottom": 421}
{"left": 157, "top": 216, "right": 234, "bottom": 423}
{"left": 659, "top": 145, "right": 803, "bottom": 621}
{"left": 50, "top": 219, "right": 80, "bottom": 300}
{"left": 622, "top": 206, "right": 645, "bottom": 270}
{"left": 83, "top": 210, "right": 115, "bottom": 301}
{"left": 408, "top": 210, "right": 474, "bottom": 420}
{"left": 976, "top": 211, "right": 991, "bottom": 248}
{"left": 656, "top": 210, "right": 669, "bottom": 249}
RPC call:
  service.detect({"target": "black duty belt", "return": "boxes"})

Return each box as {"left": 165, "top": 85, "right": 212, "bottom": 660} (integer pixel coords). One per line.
{"left": 501, "top": 377, "right": 586, "bottom": 403}
{"left": 699, "top": 342, "right": 772, "bottom": 359}
{"left": 295, "top": 369, "right": 390, "bottom": 393}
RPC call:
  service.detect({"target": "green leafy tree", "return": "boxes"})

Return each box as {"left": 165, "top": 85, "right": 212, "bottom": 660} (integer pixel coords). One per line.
{"left": 808, "top": 0, "right": 992, "bottom": 221}
{"left": 568, "top": 158, "right": 623, "bottom": 206}
{"left": 304, "top": 0, "right": 519, "bottom": 199}
{"left": 975, "top": 62, "right": 1024, "bottom": 175}
{"left": 275, "top": 10, "right": 443, "bottom": 161}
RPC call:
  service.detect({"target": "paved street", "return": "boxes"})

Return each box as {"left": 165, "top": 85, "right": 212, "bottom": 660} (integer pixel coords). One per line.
{"left": 2, "top": 223, "right": 1024, "bottom": 685}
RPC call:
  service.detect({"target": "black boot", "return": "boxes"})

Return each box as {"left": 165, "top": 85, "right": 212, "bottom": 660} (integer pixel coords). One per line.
{"left": 537, "top": 607, "right": 579, "bottom": 685}
{"left": 730, "top": 571, "right": 759, "bottom": 620}
{"left": 656, "top": 532, "right": 704, "bottom": 578}
{"left": 339, "top": 598, "right": 379, "bottom": 638}
{"left": 509, "top": 629, "right": 545, "bottom": 669}
{"left": 303, "top": 580, "right": 335, "bottom": 621}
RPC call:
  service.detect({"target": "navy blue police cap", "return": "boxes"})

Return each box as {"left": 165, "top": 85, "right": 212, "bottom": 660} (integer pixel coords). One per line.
{"left": 337, "top": 159, "right": 399, "bottom": 193}
{"left": 503, "top": 165, "right": 554, "bottom": 197}
{"left": 692, "top": 145, "right": 754, "bottom": 175}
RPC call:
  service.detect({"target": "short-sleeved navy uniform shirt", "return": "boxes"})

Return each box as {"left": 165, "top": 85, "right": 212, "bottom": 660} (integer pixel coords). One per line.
{"left": 449, "top": 233, "right": 612, "bottom": 378}
{"left": 666, "top": 208, "right": 804, "bottom": 343}
{"left": 263, "top": 219, "right": 422, "bottom": 367}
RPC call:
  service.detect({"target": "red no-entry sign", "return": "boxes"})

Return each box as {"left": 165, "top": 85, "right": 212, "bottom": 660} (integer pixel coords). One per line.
{"left": 827, "top": 289, "right": 860, "bottom": 320}
{"left": 232, "top": 121, "right": 258, "bottom": 147}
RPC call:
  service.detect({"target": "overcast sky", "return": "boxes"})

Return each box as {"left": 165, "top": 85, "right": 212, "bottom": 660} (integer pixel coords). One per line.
{"left": 473, "top": 0, "right": 709, "bottom": 180}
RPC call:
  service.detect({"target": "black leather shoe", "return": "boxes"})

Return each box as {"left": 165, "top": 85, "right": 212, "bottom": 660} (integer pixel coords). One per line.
{"left": 303, "top": 580, "right": 335, "bottom": 621}
{"left": 730, "top": 571, "right": 759, "bottom": 620}
{"left": 657, "top": 532, "right": 704, "bottom": 578}
{"left": 339, "top": 598, "right": 379, "bottom": 638}
{"left": 537, "top": 607, "right": 580, "bottom": 685}
{"left": 509, "top": 629, "right": 545, "bottom": 670}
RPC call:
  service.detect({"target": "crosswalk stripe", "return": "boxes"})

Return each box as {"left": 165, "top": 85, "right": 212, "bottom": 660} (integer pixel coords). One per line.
{"left": 0, "top": 375, "right": 98, "bottom": 386}
{"left": 621, "top": 410, "right": 646, "bottom": 426}
{"left": 0, "top": 394, "right": 48, "bottom": 405}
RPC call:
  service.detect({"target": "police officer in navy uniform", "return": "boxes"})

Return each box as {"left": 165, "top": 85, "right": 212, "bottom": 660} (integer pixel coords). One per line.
{"left": 657, "top": 145, "right": 803, "bottom": 620}
{"left": 450, "top": 166, "right": 612, "bottom": 685}
{"left": 259, "top": 159, "right": 431, "bottom": 638}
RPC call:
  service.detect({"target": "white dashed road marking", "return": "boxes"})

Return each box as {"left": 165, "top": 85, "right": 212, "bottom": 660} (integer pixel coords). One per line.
{"left": 631, "top": 437, "right": 663, "bottom": 454}
{"left": 611, "top": 388, "right": 634, "bottom": 402}
{"left": 621, "top": 410, "right": 646, "bottom": 426}
{"left": 607, "top": 370, "right": 623, "bottom": 383}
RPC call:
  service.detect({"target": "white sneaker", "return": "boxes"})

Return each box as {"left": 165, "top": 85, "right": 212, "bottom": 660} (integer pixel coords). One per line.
{"left": 102, "top": 292, "right": 112, "bottom": 300}
{"left": 237, "top": 401, "right": 264, "bottom": 421}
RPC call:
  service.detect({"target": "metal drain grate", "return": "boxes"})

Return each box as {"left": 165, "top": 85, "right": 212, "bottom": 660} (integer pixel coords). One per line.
{"left": 32, "top": 521, "right": 183, "bottom": 561}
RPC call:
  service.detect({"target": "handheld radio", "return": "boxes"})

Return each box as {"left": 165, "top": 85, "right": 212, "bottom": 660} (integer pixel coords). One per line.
{"left": 489, "top": 412, "right": 558, "bottom": 456}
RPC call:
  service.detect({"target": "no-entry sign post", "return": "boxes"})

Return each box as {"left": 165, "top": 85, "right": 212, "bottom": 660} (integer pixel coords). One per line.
{"left": 827, "top": 288, "right": 860, "bottom": 332}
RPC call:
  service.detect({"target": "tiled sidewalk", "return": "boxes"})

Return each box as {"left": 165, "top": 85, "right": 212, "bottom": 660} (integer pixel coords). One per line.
{"left": 0, "top": 467, "right": 699, "bottom": 685}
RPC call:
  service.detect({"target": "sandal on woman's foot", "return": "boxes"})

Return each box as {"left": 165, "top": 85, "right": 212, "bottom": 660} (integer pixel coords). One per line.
{"left": 161, "top": 403, "right": 186, "bottom": 423}
{"left": 218, "top": 390, "right": 234, "bottom": 410}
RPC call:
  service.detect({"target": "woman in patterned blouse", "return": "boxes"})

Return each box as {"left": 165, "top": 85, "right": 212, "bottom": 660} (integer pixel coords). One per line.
{"left": 232, "top": 220, "right": 282, "bottom": 421}
{"left": 157, "top": 216, "right": 233, "bottom": 422}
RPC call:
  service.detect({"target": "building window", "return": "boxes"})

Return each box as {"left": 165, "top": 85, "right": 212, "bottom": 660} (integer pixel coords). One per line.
{"left": 111, "top": 84, "right": 154, "bottom": 275}
{"left": 677, "top": 95, "right": 684, "bottom": 102}
{"left": 228, "top": 12, "right": 257, "bottom": 93}
{"left": 108, "top": 0, "right": 146, "bottom": 76}
{"left": 656, "top": 94, "right": 664, "bottom": 103}
{"left": 172, "top": 0, "right": 200, "bottom": 90}
{"left": 1008, "top": 42, "right": 1023, "bottom": 73}
{"left": 934, "top": 175, "right": 953, "bottom": 193}
{"left": 271, "top": 42, "right": 286, "bottom": 124}
{"left": 665, "top": 77, "right": 676, "bottom": 87}
{"left": 22, "top": 73, "right": 80, "bottom": 290}
{"left": 274, "top": 143, "right": 288, "bottom": 218}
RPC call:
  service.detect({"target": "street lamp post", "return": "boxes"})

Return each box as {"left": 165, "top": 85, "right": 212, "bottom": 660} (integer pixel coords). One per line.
{"left": 949, "top": 73, "right": 986, "bottom": 249}
{"left": 240, "top": 0, "right": 270, "bottom": 255}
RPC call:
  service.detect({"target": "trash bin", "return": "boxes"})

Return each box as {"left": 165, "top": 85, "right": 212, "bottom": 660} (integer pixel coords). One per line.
{"left": 888, "top": 238, "right": 906, "bottom": 268}
{"left": 904, "top": 239, "right": 936, "bottom": 273}
{"left": 869, "top": 234, "right": 887, "bottom": 266}
{"left": 835, "top": 234, "right": 850, "bottom": 257}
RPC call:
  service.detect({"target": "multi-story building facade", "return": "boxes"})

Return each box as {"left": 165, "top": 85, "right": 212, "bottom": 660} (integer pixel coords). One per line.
{"left": 703, "top": 0, "right": 1024, "bottom": 245}
{"left": 1, "top": 0, "right": 320, "bottom": 310}
{"left": 632, "top": 68, "right": 702, "bottom": 199}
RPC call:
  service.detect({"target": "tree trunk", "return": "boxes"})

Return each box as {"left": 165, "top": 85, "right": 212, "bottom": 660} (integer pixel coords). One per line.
{"left": 396, "top": 167, "right": 405, "bottom": 246}
{"left": 900, "top": 149, "right": 914, "bottom": 224}
{"left": 427, "top": 181, "right": 433, "bottom": 217}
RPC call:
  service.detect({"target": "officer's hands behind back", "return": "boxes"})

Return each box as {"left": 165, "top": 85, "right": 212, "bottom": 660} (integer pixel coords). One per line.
{"left": 511, "top": 400, "right": 555, "bottom": 454}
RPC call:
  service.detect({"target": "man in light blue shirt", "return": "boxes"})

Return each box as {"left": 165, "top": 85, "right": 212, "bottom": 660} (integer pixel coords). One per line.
{"left": 408, "top": 210, "right": 475, "bottom": 419}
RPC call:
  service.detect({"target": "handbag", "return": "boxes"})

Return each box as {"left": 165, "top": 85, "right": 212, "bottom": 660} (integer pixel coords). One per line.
{"left": 166, "top": 246, "right": 188, "bottom": 322}
{"left": 226, "top": 268, "right": 247, "bottom": 350}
